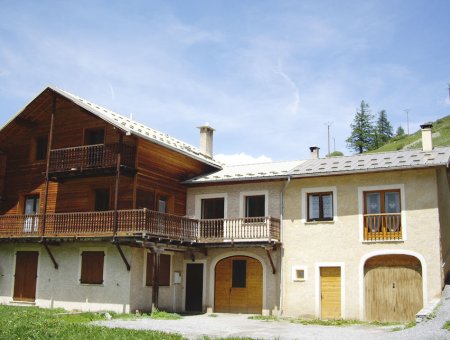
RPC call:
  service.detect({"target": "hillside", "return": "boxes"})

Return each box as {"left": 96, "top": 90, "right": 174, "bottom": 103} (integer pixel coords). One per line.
{"left": 370, "top": 114, "right": 450, "bottom": 153}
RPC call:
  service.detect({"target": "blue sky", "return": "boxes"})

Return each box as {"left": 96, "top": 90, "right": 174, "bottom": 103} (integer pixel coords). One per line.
{"left": 1, "top": 0, "right": 449, "bottom": 163}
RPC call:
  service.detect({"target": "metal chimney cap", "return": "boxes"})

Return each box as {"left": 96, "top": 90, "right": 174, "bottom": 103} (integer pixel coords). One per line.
{"left": 420, "top": 123, "right": 433, "bottom": 129}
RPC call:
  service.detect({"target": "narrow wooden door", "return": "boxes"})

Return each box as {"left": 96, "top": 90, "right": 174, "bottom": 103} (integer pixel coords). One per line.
{"left": 13, "top": 251, "right": 39, "bottom": 301}
{"left": 320, "top": 267, "right": 341, "bottom": 319}
{"left": 185, "top": 263, "right": 203, "bottom": 312}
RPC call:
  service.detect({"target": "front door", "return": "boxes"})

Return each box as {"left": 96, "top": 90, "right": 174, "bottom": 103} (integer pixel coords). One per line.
{"left": 320, "top": 266, "right": 341, "bottom": 319}
{"left": 24, "top": 195, "right": 40, "bottom": 232}
{"left": 13, "top": 251, "right": 39, "bottom": 301}
{"left": 214, "top": 256, "right": 262, "bottom": 313}
{"left": 185, "top": 263, "right": 203, "bottom": 312}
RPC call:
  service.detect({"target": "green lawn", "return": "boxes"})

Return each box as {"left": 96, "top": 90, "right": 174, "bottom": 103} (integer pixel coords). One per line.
{"left": 0, "top": 305, "right": 182, "bottom": 340}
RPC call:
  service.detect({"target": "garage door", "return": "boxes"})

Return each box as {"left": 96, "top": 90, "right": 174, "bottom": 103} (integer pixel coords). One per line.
{"left": 214, "top": 256, "right": 262, "bottom": 313}
{"left": 365, "top": 255, "right": 422, "bottom": 322}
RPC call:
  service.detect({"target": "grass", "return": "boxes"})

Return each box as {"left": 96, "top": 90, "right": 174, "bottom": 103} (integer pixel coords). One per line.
{"left": 290, "top": 318, "right": 365, "bottom": 327}
{"left": 443, "top": 320, "right": 450, "bottom": 330}
{"left": 370, "top": 114, "right": 450, "bottom": 153}
{"left": 150, "top": 308, "right": 182, "bottom": 320}
{"left": 248, "top": 315, "right": 280, "bottom": 322}
{"left": 0, "top": 305, "right": 182, "bottom": 340}
{"left": 208, "top": 313, "right": 218, "bottom": 317}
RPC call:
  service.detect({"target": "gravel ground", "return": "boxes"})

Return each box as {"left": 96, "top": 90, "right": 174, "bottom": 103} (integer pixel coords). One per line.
{"left": 96, "top": 286, "right": 450, "bottom": 340}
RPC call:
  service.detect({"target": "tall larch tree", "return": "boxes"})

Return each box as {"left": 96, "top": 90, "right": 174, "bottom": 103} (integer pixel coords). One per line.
{"left": 346, "top": 100, "right": 374, "bottom": 153}
{"left": 375, "top": 110, "right": 394, "bottom": 147}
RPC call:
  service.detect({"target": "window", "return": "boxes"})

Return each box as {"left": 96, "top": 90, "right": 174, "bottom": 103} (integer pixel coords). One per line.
{"left": 158, "top": 196, "right": 167, "bottom": 213}
{"left": 245, "top": 195, "right": 265, "bottom": 217}
{"left": 201, "top": 197, "right": 224, "bottom": 219}
{"left": 232, "top": 259, "right": 246, "bottom": 288}
{"left": 363, "top": 189, "right": 401, "bottom": 238}
{"left": 23, "top": 194, "right": 40, "bottom": 232}
{"left": 146, "top": 253, "right": 170, "bottom": 286}
{"left": 292, "top": 266, "right": 307, "bottom": 281}
{"left": 84, "top": 128, "right": 105, "bottom": 145}
{"left": 94, "top": 189, "right": 110, "bottom": 211}
{"left": 307, "top": 192, "right": 333, "bottom": 221}
{"left": 80, "top": 251, "right": 104, "bottom": 284}
{"left": 35, "top": 137, "right": 48, "bottom": 161}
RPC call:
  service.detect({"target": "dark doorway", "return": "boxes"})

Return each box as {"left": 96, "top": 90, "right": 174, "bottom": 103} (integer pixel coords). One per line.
{"left": 185, "top": 263, "right": 203, "bottom": 312}
{"left": 201, "top": 197, "right": 225, "bottom": 239}
{"left": 13, "top": 251, "right": 39, "bottom": 301}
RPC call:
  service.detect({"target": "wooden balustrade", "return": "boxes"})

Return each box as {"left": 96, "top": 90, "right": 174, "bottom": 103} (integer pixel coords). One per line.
{"left": 0, "top": 210, "right": 280, "bottom": 243}
{"left": 364, "top": 213, "right": 402, "bottom": 241}
{"left": 48, "top": 143, "right": 136, "bottom": 173}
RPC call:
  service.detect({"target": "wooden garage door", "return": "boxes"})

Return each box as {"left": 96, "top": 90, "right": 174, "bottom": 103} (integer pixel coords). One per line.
{"left": 13, "top": 251, "right": 39, "bottom": 301}
{"left": 320, "top": 267, "right": 341, "bottom": 319}
{"left": 215, "top": 256, "right": 262, "bottom": 313}
{"left": 365, "top": 255, "right": 422, "bottom": 322}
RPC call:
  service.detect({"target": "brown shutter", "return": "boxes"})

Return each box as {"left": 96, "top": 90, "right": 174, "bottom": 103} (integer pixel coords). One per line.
{"left": 146, "top": 253, "right": 170, "bottom": 286}
{"left": 80, "top": 251, "right": 104, "bottom": 284}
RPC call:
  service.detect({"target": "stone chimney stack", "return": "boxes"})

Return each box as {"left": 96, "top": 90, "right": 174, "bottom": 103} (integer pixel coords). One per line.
{"left": 198, "top": 123, "right": 215, "bottom": 158}
{"left": 420, "top": 123, "right": 433, "bottom": 152}
{"left": 309, "top": 146, "right": 320, "bottom": 159}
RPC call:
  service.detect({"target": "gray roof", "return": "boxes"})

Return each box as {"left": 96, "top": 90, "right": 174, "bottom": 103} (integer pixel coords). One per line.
{"left": 187, "top": 147, "right": 450, "bottom": 184}
{"left": 3, "top": 86, "right": 221, "bottom": 169}
{"left": 290, "top": 147, "right": 450, "bottom": 177}
{"left": 186, "top": 160, "right": 304, "bottom": 184}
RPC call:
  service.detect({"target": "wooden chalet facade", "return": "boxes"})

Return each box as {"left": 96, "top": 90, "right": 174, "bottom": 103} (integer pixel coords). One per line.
{"left": 0, "top": 87, "right": 281, "bottom": 313}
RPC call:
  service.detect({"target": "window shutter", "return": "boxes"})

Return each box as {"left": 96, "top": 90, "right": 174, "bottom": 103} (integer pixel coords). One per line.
{"left": 80, "top": 251, "right": 104, "bottom": 284}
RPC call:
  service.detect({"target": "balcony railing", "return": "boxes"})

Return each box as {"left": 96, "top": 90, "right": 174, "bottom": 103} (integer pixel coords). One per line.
{"left": 0, "top": 210, "right": 280, "bottom": 244}
{"left": 48, "top": 143, "right": 136, "bottom": 174}
{"left": 363, "top": 213, "right": 402, "bottom": 241}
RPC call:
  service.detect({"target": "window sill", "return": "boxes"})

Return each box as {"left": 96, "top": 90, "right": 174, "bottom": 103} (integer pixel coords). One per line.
{"left": 79, "top": 283, "right": 104, "bottom": 286}
{"left": 293, "top": 279, "right": 306, "bottom": 282}
{"left": 362, "top": 239, "right": 405, "bottom": 244}
{"left": 304, "top": 220, "right": 335, "bottom": 225}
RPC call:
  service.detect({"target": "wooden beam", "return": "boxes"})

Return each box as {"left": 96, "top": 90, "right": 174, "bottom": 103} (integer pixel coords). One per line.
{"left": 43, "top": 242, "right": 58, "bottom": 269}
{"left": 113, "top": 133, "right": 123, "bottom": 239}
{"left": 265, "top": 248, "right": 276, "bottom": 275}
{"left": 151, "top": 248, "right": 161, "bottom": 310}
{"left": 41, "top": 94, "right": 56, "bottom": 238}
{"left": 114, "top": 242, "right": 131, "bottom": 271}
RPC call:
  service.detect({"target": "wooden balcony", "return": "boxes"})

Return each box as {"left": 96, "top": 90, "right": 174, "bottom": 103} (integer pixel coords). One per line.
{"left": 0, "top": 210, "right": 281, "bottom": 245}
{"left": 364, "top": 213, "right": 402, "bottom": 241}
{"left": 48, "top": 143, "right": 136, "bottom": 179}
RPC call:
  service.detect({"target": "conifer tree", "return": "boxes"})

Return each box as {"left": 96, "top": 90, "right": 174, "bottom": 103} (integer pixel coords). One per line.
{"left": 396, "top": 126, "right": 405, "bottom": 137}
{"left": 375, "top": 110, "right": 394, "bottom": 146}
{"left": 346, "top": 100, "right": 374, "bottom": 153}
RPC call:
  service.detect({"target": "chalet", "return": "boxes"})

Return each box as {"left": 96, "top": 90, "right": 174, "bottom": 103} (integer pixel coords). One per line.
{"left": 1, "top": 87, "right": 449, "bottom": 322}
{"left": 0, "top": 87, "right": 281, "bottom": 314}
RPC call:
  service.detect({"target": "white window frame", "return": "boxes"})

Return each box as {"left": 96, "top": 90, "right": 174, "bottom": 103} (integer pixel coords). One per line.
{"left": 292, "top": 265, "right": 307, "bottom": 282}
{"left": 194, "top": 193, "right": 228, "bottom": 219}
{"left": 239, "top": 190, "right": 269, "bottom": 218}
{"left": 78, "top": 247, "right": 107, "bottom": 286}
{"left": 358, "top": 184, "right": 406, "bottom": 242}
{"left": 301, "top": 186, "right": 337, "bottom": 223}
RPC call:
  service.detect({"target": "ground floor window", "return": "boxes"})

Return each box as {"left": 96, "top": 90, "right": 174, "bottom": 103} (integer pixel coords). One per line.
{"left": 80, "top": 251, "right": 104, "bottom": 284}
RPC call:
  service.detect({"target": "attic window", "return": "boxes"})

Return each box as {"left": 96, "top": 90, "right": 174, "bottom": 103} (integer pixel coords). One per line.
{"left": 31, "top": 136, "right": 48, "bottom": 162}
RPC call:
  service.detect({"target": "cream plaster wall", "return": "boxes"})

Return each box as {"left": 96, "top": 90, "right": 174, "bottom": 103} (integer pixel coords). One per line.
{"left": 186, "top": 181, "right": 284, "bottom": 219}
{"left": 282, "top": 169, "right": 444, "bottom": 319}
{"left": 437, "top": 167, "right": 450, "bottom": 284}
{"left": 0, "top": 242, "right": 132, "bottom": 313}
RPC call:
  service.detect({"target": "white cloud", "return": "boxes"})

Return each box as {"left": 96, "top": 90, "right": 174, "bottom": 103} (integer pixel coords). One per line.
{"left": 215, "top": 153, "right": 272, "bottom": 166}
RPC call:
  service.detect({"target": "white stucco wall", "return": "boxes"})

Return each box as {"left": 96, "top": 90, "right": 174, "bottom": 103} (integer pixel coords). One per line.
{"left": 282, "top": 168, "right": 443, "bottom": 319}
{"left": 0, "top": 242, "right": 132, "bottom": 313}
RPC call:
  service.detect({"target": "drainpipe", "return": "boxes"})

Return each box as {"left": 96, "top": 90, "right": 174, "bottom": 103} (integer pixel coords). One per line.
{"left": 279, "top": 175, "right": 291, "bottom": 315}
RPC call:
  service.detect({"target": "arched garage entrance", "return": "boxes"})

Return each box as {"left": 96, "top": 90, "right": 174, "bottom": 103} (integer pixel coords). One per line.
{"left": 214, "top": 256, "right": 262, "bottom": 313}
{"left": 364, "top": 254, "right": 423, "bottom": 322}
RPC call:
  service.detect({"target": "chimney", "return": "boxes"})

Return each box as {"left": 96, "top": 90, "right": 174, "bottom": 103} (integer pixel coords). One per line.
{"left": 198, "top": 123, "right": 215, "bottom": 157}
{"left": 420, "top": 123, "right": 433, "bottom": 152}
{"left": 309, "top": 146, "right": 320, "bottom": 159}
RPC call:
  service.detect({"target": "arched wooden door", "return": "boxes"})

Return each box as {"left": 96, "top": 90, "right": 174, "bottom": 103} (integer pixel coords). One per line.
{"left": 364, "top": 254, "right": 422, "bottom": 322}
{"left": 214, "top": 256, "right": 262, "bottom": 313}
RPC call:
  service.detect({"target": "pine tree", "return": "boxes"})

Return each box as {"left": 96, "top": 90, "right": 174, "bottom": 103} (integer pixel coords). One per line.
{"left": 346, "top": 100, "right": 375, "bottom": 153}
{"left": 396, "top": 126, "right": 405, "bottom": 137}
{"left": 376, "top": 110, "right": 394, "bottom": 146}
